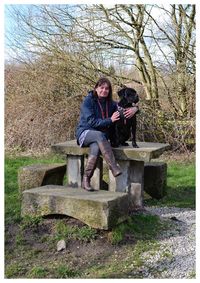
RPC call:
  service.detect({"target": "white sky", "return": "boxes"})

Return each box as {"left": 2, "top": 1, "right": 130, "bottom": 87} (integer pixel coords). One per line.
{"left": 3, "top": 2, "right": 190, "bottom": 66}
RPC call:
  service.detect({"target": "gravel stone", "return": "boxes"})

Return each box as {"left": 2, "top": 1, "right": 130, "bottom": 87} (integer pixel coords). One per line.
{"left": 142, "top": 206, "right": 196, "bottom": 278}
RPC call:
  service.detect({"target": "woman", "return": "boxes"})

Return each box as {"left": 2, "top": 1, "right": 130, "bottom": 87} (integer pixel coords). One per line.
{"left": 76, "top": 77, "right": 137, "bottom": 191}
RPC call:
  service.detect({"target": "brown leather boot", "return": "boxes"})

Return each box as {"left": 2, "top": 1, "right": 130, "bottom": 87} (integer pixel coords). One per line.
{"left": 82, "top": 155, "right": 98, "bottom": 191}
{"left": 98, "top": 140, "right": 122, "bottom": 177}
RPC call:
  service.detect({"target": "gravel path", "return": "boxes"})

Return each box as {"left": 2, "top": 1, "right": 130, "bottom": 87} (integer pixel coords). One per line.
{"left": 142, "top": 206, "right": 196, "bottom": 279}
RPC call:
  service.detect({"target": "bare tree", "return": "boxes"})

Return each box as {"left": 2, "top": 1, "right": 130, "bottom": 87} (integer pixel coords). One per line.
{"left": 65, "top": 4, "right": 161, "bottom": 106}
{"left": 5, "top": 5, "right": 137, "bottom": 90}
{"left": 6, "top": 4, "right": 195, "bottom": 109}
{"left": 145, "top": 4, "right": 195, "bottom": 116}
{"left": 53, "top": 4, "right": 195, "bottom": 113}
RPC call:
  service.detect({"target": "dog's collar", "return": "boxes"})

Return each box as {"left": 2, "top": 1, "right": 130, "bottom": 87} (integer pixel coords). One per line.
{"left": 117, "top": 105, "right": 127, "bottom": 125}
{"left": 117, "top": 105, "right": 124, "bottom": 110}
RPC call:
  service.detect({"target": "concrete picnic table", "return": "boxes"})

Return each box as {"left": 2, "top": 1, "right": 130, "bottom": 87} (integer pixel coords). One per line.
{"left": 21, "top": 140, "right": 170, "bottom": 230}
{"left": 51, "top": 140, "right": 170, "bottom": 207}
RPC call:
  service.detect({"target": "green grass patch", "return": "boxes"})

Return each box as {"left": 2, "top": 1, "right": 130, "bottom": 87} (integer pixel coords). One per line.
{"left": 5, "top": 262, "right": 27, "bottom": 278}
{"left": 144, "top": 161, "right": 195, "bottom": 208}
{"left": 54, "top": 220, "right": 97, "bottom": 242}
{"left": 20, "top": 215, "right": 43, "bottom": 230}
{"left": 108, "top": 213, "right": 167, "bottom": 245}
{"left": 27, "top": 266, "right": 48, "bottom": 278}
{"left": 54, "top": 264, "right": 80, "bottom": 278}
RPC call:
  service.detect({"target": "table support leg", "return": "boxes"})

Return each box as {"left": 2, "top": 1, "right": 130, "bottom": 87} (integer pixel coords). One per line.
{"left": 86, "top": 156, "right": 103, "bottom": 191}
{"left": 108, "top": 160, "right": 130, "bottom": 192}
{"left": 108, "top": 160, "right": 144, "bottom": 209}
{"left": 67, "top": 155, "right": 84, "bottom": 187}
{"left": 129, "top": 160, "right": 144, "bottom": 191}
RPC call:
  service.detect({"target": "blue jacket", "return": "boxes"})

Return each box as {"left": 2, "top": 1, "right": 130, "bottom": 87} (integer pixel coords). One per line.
{"left": 76, "top": 91, "right": 117, "bottom": 143}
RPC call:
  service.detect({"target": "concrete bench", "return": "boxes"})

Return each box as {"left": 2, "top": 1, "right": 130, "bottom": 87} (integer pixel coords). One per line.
{"left": 18, "top": 163, "right": 66, "bottom": 192}
{"left": 21, "top": 186, "right": 130, "bottom": 230}
{"left": 144, "top": 162, "right": 167, "bottom": 199}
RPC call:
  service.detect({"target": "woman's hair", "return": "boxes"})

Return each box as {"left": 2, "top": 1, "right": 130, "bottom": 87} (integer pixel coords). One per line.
{"left": 93, "top": 77, "right": 112, "bottom": 100}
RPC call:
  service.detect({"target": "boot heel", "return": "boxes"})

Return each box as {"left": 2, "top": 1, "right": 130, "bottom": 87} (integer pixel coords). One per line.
{"left": 113, "top": 168, "right": 122, "bottom": 177}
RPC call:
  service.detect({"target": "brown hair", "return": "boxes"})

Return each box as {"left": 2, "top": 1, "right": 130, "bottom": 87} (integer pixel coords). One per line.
{"left": 93, "top": 77, "right": 113, "bottom": 100}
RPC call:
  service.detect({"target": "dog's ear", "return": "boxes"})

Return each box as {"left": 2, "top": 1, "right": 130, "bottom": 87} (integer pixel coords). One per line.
{"left": 117, "top": 85, "right": 127, "bottom": 97}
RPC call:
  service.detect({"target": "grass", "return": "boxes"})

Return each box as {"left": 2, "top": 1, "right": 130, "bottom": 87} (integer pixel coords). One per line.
{"left": 144, "top": 161, "right": 195, "bottom": 208}
{"left": 108, "top": 213, "right": 166, "bottom": 245}
{"left": 54, "top": 265, "right": 80, "bottom": 278}
{"left": 4, "top": 152, "right": 195, "bottom": 278}
{"left": 27, "top": 266, "right": 48, "bottom": 278}
{"left": 53, "top": 219, "right": 98, "bottom": 242}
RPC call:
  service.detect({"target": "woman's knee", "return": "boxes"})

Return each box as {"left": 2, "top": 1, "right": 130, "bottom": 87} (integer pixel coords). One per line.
{"left": 84, "top": 130, "right": 106, "bottom": 146}
{"left": 95, "top": 131, "right": 106, "bottom": 142}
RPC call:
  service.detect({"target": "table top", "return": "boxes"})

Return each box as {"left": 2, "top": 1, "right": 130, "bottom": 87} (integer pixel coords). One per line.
{"left": 51, "top": 140, "right": 170, "bottom": 162}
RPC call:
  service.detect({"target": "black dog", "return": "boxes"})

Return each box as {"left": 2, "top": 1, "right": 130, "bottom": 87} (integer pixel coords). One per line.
{"left": 110, "top": 87, "right": 139, "bottom": 148}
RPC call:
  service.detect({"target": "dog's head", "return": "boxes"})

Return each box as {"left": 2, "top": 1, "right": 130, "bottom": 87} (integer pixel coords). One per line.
{"left": 118, "top": 87, "right": 139, "bottom": 105}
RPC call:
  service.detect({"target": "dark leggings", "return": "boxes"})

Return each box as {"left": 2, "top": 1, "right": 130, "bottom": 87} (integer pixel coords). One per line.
{"left": 82, "top": 130, "right": 107, "bottom": 157}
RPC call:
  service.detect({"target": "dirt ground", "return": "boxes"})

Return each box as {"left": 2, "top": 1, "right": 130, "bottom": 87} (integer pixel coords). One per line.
{"left": 5, "top": 214, "right": 138, "bottom": 278}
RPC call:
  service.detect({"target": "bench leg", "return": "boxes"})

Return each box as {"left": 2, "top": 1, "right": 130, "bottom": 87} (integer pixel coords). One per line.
{"left": 67, "top": 155, "right": 103, "bottom": 190}
{"left": 67, "top": 155, "right": 84, "bottom": 187}
{"left": 90, "top": 156, "right": 103, "bottom": 191}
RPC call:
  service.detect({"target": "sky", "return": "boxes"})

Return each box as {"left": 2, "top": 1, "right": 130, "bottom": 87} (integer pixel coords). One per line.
{"left": 3, "top": 2, "right": 182, "bottom": 65}
{"left": 3, "top": 1, "right": 197, "bottom": 66}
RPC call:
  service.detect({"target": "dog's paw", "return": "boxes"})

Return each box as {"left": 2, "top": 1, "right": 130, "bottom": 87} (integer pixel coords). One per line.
{"left": 132, "top": 142, "right": 139, "bottom": 148}
{"left": 121, "top": 142, "right": 129, "bottom": 146}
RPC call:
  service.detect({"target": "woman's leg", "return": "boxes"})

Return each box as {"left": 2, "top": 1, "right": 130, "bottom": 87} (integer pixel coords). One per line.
{"left": 84, "top": 130, "right": 122, "bottom": 176}
{"left": 82, "top": 130, "right": 122, "bottom": 191}
{"left": 81, "top": 131, "right": 104, "bottom": 191}
{"left": 83, "top": 130, "right": 106, "bottom": 154}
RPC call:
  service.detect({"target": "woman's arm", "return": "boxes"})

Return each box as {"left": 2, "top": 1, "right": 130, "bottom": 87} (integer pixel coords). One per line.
{"left": 124, "top": 103, "right": 139, "bottom": 119}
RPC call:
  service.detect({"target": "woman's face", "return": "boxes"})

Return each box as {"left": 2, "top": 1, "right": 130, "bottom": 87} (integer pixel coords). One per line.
{"left": 95, "top": 83, "right": 110, "bottom": 98}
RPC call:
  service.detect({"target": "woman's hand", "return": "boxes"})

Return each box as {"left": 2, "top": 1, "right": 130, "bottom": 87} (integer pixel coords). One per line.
{"left": 111, "top": 111, "right": 120, "bottom": 122}
{"left": 124, "top": 104, "right": 139, "bottom": 119}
